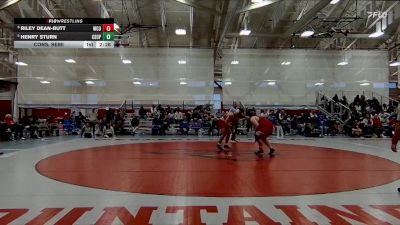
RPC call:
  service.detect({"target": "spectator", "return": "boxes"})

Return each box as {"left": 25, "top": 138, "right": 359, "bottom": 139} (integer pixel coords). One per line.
{"left": 371, "top": 114, "right": 383, "bottom": 137}
{"left": 333, "top": 94, "right": 339, "bottom": 103}
{"left": 81, "top": 122, "right": 93, "bottom": 138}
{"left": 340, "top": 96, "right": 348, "bottom": 106}
{"left": 103, "top": 123, "right": 115, "bottom": 138}
{"left": 139, "top": 106, "right": 146, "bottom": 118}
{"left": 150, "top": 105, "right": 157, "bottom": 115}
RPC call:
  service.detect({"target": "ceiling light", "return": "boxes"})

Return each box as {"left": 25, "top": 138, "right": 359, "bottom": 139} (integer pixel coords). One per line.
{"left": 65, "top": 59, "right": 76, "bottom": 63}
{"left": 360, "top": 82, "right": 370, "bottom": 86}
{"left": 330, "top": 0, "right": 340, "bottom": 4}
{"left": 15, "top": 61, "right": 28, "bottom": 66}
{"left": 239, "top": 29, "right": 251, "bottom": 36}
{"left": 133, "top": 81, "right": 141, "bottom": 85}
{"left": 390, "top": 61, "right": 400, "bottom": 66}
{"left": 40, "top": 80, "right": 50, "bottom": 84}
{"left": 300, "top": 30, "right": 314, "bottom": 37}
{"left": 251, "top": 0, "right": 263, "bottom": 2}
{"left": 225, "top": 81, "right": 232, "bottom": 85}
{"left": 231, "top": 60, "right": 239, "bottom": 65}
{"left": 85, "top": 80, "right": 95, "bottom": 85}
{"left": 369, "top": 31, "right": 384, "bottom": 38}
{"left": 175, "top": 29, "right": 186, "bottom": 35}
{"left": 122, "top": 59, "right": 132, "bottom": 64}
{"left": 337, "top": 61, "right": 348, "bottom": 66}
{"left": 315, "top": 82, "right": 324, "bottom": 86}
{"left": 267, "top": 81, "right": 276, "bottom": 86}
{"left": 180, "top": 81, "right": 187, "bottom": 85}
{"left": 178, "top": 60, "right": 186, "bottom": 64}
{"left": 281, "top": 61, "right": 291, "bottom": 65}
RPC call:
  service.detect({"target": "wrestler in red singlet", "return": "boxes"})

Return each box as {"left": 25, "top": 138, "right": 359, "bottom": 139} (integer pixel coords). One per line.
{"left": 217, "top": 112, "right": 234, "bottom": 152}
{"left": 256, "top": 116, "right": 274, "bottom": 137}
{"left": 250, "top": 115, "right": 275, "bottom": 157}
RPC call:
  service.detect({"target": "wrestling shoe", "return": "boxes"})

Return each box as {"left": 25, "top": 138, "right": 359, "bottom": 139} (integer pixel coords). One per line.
{"left": 254, "top": 150, "right": 264, "bottom": 157}
{"left": 269, "top": 148, "right": 275, "bottom": 156}
{"left": 217, "top": 144, "right": 224, "bottom": 152}
{"left": 391, "top": 144, "right": 397, "bottom": 152}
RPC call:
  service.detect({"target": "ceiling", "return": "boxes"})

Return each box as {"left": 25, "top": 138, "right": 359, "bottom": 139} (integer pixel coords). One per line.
{"left": 0, "top": 0, "right": 399, "bottom": 82}
{"left": 0, "top": 0, "right": 399, "bottom": 50}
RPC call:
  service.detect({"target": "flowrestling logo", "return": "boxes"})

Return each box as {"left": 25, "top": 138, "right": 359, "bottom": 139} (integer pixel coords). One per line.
{"left": 367, "top": 11, "right": 388, "bottom": 20}
{"left": 1, "top": 204, "right": 399, "bottom": 224}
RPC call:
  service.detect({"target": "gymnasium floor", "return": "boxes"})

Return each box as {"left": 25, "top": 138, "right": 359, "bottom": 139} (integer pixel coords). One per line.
{"left": 0, "top": 135, "right": 399, "bottom": 225}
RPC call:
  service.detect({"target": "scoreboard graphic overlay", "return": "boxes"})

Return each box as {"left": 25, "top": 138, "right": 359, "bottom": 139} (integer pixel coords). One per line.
{"left": 14, "top": 18, "right": 115, "bottom": 48}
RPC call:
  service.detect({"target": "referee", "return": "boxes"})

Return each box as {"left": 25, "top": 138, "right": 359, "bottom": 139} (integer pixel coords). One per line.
{"left": 229, "top": 102, "right": 240, "bottom": 142}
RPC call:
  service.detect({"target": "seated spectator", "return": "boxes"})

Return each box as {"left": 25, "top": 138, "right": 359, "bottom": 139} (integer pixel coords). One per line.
{"left": 131, "top": 116, "right": 140, "bottom": 134}
{"left": 81, "top": 122, "right": 93, "bottom": 138}
{"left": 180, "top": 119, "right": 190, "bottom": 135}
{"left": 94, "top": 124, "right": 103, "bottom": 137}
{"left": 191, "top": 119, "right": 202, "bottom": 134}
{"left": 371, "top": 114, "right": 383, "bottom": 138}
{"left": 139, "top": 106, "right": 146, "bottom": 118}
{"left": 352, "top": 123, "right": 362, "bottom": 137}
{"left": 103, "top": 123, "right": 115, "bottom": 138}
{"left": 4, "top": 114, "right": 23, "bottom": 140}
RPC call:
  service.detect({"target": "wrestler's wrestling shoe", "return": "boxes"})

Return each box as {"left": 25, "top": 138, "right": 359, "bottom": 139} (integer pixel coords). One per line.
{"left": 254, "top": 150, "right": 264, "bottom": 157}
{"left": 269, "top": 148, "right": 275, "bottom": 156}
{"left": 391, "top": 144, "right": 397, "bottom": 152}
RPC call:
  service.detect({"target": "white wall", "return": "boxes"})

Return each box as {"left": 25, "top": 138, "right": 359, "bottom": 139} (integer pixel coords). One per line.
{"left": 17, "top": 48, "right": 214, "bottom": 106}
{"left": 222, "top": 49, "right": 389, "bottom": 105}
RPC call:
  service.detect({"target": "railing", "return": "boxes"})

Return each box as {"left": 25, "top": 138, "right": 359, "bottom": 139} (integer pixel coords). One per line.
{"left": 316, "top": 91, "right": 351, "bottom": 124}
{"left": 322, "top": 90, "right": 398, "bottom": 106}
{"left": 370, "top": 91, "right": 399, "bottom": 107}
{"left": 120, "top": 99, "right": 218, "bottom": 110}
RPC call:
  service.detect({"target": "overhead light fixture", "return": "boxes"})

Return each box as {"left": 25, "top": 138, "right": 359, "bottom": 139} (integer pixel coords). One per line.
{"left": 330, "top": 0, "right": 340, "bottom": 4}
{"left": 300, "top": 30, "right": 314, "bottom": 37}
{"left": 178, "top": 60, "right": 186, "bottom": 65}
{"left": 360, "top": 82, "right": 370, "bottom": 86}
{"left": 40, "top": 80, "right": 50, "bottom": 84}
{"left": 122, "top": 59, "right": 132, "bottom": 64}
{"left": 281, "top": 61, "right": 291, "bottom": 65}
{"left": 85, "top": 80, "right": 95, "bottom": 85}
{"left": 369, "top": 31, "right": 384, "bottom": 38}
{"left": 337, "top": 61, "right": 348, "bottom": 66}
{"left": 240, "top": 16, "right": 251, "bottom": 36}
{"left": 390, "top": 61, "right": 400, "bottom": 66}
{"left": 239, "top": 29, "right": 251, "bottom": 36}
{"left": 15, "top": 61, "right": 28, "bottom": 66}
{"left": 133, "top": 81, "right": 141, "bottom": 85}
{"left": 180, "top": 81, "right": 187, "bottom": 85}
{"left": 267, "top": 81, "right": 276, "bottom": 86}
{"left": 251, "top": 0, "right": 263, "bottom": 2}
{"left": 231, "top": 60, "right": 239, "bottom": 65}
{"left": 315, "top": 82, "right": 324, "bottom": 86}
{"left": 175, "top": 29, "right": 186, "bottom": 35}
{"left": 65, "top": 59, "right": 76, "bottom": 64}
{"left": 225, "top": 81, "right": 232, "bottom": 85}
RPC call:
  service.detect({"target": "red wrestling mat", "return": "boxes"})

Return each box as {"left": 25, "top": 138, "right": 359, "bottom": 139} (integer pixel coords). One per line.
{"left": 36, "top": 142, "right": 400, "bottom": 197}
